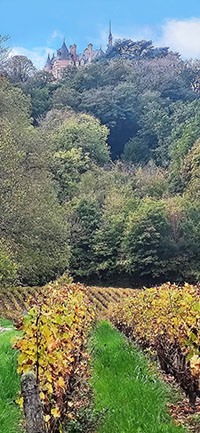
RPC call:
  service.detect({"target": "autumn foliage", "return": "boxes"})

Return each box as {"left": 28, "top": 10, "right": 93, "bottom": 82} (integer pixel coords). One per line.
{"left": 14, "top": 280, "right": 95, "bottom": 432}
{"left": 110, "top": 283, "right": 200, "bottom": 406}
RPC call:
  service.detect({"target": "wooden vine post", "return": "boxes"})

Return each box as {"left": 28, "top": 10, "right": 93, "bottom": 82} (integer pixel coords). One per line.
{"left": 21, "top": 372, "right": 46, "bottom": 433}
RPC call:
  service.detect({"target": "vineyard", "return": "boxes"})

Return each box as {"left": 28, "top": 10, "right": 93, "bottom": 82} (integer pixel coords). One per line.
{"left": 2, "top": 281, "right": 200, "bottom": 432}
{"left": 0, "top": 280, "right": 133, "bottom": 433}
{"left": 0, "top": 283, "right": 132, "bottom": 320}
{"left": 110, "top": 283, "right": 200, "bottom": 407}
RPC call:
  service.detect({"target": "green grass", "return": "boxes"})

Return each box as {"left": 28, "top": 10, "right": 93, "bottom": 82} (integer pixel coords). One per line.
{"left": 90, "top": 321, "right": 187, "bottom": 433}
{"left": 0, "top": 317, "right": 14, "bottom": 327}
{"left": 0, "top": 325, "right": 23, "bottom": 433}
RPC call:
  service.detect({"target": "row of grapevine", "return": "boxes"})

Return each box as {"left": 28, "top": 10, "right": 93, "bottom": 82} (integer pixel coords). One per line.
{"left": 0, "top": 286, "right": 41, "bottom": 320}
{"left": 109, "top": 283, "right": 200, "bottom": 406}
{"left": 14, "top": 281, "right": 95, "bottom": 433}
{"left": 87, "top": 286, "right": 133, "bottom": 313}
{"left": 0, "top": 283, "right": 132, "bottom": 320}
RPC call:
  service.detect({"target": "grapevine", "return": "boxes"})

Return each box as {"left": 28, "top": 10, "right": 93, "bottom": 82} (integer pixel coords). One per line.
{"left": 110, "top": 283, "right": 200, "bottom": 406}
{"left": 14, "top": 281, "right": 95, "bottom": 432}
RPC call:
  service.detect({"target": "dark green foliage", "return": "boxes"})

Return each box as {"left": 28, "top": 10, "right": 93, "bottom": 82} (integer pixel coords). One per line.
{"left": 0, "top": 239, "right": 18, "bottom": 287}
{"left": 122, "top": 199, "right": 173, "bottom": 280}
{"left": 105, "top": 39, "right": 172, "bottom": 60}
{"left": 69, "top": 199, "right": 101, "bottom": 278}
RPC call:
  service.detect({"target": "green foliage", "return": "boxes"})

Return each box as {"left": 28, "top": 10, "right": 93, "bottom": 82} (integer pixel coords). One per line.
{"left": 0, "top": 34, "right": 9, "bottom": 70}
{"left": 51, "top": 113, "right": 110, "bottom": 200}
{"left": 52, "top": 113, "right": 110, "bottom": 165}
{"left": 0, "top": 239, "right": 18, "bottom": 287}
{"left": 169, "top": 117, "right": 200, "bottom": 192}
{"left": 2, "top": 46, "right": 200, "bottom": 286}
{"left": 105, "top": 39, "right": 173, "bottom": 60}
{"left": 122, "top": 199, "right": 173, "bottom": 280}
{"left": 69, "top": 199, "right": 101, "bottom": 278}
{"left": 0, "top": 80, "right": 70, "bottom": 285}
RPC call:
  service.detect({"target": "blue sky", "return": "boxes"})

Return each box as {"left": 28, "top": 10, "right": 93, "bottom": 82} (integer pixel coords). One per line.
{"left": 1, "top": 0, "right": 200, "bottom": 68}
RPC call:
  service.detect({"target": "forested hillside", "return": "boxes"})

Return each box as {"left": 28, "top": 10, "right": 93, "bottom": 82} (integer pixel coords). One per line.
{"left": 1, "top": 36, "right": 200, "bottom": 286}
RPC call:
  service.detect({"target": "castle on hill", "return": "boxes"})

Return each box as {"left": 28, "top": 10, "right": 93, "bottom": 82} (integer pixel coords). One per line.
{"left": 44, "top": 24, "right": 113, "bottom": 79}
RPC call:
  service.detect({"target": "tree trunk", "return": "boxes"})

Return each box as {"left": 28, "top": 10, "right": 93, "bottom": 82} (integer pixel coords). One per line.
{"left": 21, "top": 372, "right": 46, "bottom": 433}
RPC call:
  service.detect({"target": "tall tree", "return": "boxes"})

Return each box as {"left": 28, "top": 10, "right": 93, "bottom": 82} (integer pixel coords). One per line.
{"left": 4, "top": 55, "right": 36, "bottom": 83}
{"left": 0, "top": 34, "right": 9, "bottom": 72}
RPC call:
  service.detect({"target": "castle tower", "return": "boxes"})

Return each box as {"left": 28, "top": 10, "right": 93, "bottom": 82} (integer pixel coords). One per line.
{"left": 52, "top": 37, "right": 72, "bottom": 79}
{"left": 70, "top": 44, "right": 77, "bottom": 63}
{"left": 108, "top": 21, "right": 113, "bottom": 48}
{"left": 88, "top": 43, "right": 93, "bottom": 62}
{"left": 44, "top": 53, "right": 52, "bottom": 71}
{"left": 57, "top": 37, "right": 70, "bottom": 59}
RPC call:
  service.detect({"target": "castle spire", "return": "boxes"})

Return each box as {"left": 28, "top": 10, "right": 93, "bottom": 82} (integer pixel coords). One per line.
{"left": 108, "top": 20, "right": 113, "bottom": 48}
{"left": 44, "top": 53, "right": 52, "bottom": 71}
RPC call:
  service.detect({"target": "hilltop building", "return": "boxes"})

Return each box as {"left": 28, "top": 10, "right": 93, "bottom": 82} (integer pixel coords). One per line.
{"left": 44, "top": 23, "right": 113, "bottom": 79}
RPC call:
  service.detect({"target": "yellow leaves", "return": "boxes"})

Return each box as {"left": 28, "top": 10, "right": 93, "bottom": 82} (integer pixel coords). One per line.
{"left": 57, "top": 376, "right": 66, "bottom": 390}
{"left": 18, "top": 352, "right": 28, "bottom": 365}
{"left": 16, "top": 397, "right": 23, "bottom": 408}
{"left": 40, "top": 324, "right": 51, "bottom": 340}
{"left": 51, "top": 407, "right": 61, "bottom": 418}
{"left": 110, "top": 282, "right": 200, "bottom": 390}
{"left": 40, "top": 392, "right": 45, "bottom": 400}
{"left": 47, "top": 339, "right": 58, "bottom": 352}
{"left": 46, "top": 383, "right": 53, "bottom": 394}
{"left": 190, "top": 355, "right": 200, "bottom": 371}
{"left": 15, "top": 280, "right": 94, "bottom": 428}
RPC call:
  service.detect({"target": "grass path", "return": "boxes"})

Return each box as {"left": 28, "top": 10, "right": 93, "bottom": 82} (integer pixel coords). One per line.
{"left": 91, "top": 321, "right": 186, "bottom": 433}
{"left": 0, "top": 319, "right": 23, "bottom": 433}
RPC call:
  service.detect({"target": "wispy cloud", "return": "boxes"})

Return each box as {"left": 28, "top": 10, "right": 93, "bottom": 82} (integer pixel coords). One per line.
{"left": 51, "top": 30, "right": 62, "bottom": 40}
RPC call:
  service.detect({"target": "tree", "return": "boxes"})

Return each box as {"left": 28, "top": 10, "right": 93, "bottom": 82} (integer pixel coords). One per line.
{"left": 52, "top": 86, "right": 81, "bottom": 110}
{"left": 0, "top": 239, "right": 18, "bottom": 287}
{"left": 93, "top": 186, "right": 137, "bottom": 279}
{"left": 0, "top": 34, "right": 9, "bottom": 72}
{"left": 169, "top": 117, "right": 200, "bottom": 192}
{"left": 105, "top": 39, "right": 171, "bottom": 61}
{"left": 122, "top": 199, "right": 174, "bottom": 282}
{"left": 69, "top": 199, "right": 101, "bottom": 279}
{"left": 4, "top": 55, "right": 37, "bottom": 83}
{"left": 50, "top": 113, "right": 110, "bottom": 201}
{"left": 181, "top": 138, "right": 200, "bottom": 198}
{"left": 0, "top": 81, "right": 70, "bottom": 285}
{"left": 80, "top": 82, "right": 139, "bottom": 157}
{"left": 20, "top": 70, "right": 56, "bottom": 120}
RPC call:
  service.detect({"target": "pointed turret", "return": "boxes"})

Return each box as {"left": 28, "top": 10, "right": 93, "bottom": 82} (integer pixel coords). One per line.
{"left": 51, "top": 53, "right": 55, "bottom": 64}
{"left": 44, "top": 53, "right": 52, "bottom": 71}
{"left": 108, "top": 20, "right": 113, "bottom": 48}
{"left": 57, "top": 37, "right": 70, "bottom": 60}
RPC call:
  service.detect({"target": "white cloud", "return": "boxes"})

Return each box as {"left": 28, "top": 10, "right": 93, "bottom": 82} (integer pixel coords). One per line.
{"left": 10, "top": 46, "right": 55, "bottom": 69}
{"left": 99, "top": 18, "right": 200, "bottom": 59}
{"left": 156, "top": 18, "right": 200, "bottom": 58}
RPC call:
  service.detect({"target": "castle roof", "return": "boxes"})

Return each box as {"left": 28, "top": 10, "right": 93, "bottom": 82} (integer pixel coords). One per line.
{"left": 91, "top": 48, "right": 105, "bottom": 62}
{"left": 57, "top": 39, "right": 70, "bottom": 60}
{"left": 45, "top": 53, "right": 52, "bottom": 68}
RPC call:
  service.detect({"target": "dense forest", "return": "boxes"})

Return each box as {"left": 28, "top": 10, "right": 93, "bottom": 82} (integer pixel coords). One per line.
{"left": 1, "top": 35, "right": 200, "bottom": 287}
